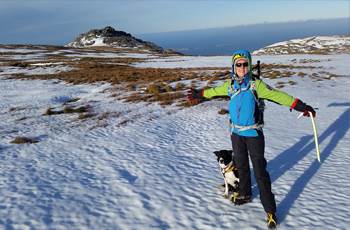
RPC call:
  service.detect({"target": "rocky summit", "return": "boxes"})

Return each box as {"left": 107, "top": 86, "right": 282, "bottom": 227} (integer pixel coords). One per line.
{"left": 66, "top": 26, "right": 177, "bottom": 54}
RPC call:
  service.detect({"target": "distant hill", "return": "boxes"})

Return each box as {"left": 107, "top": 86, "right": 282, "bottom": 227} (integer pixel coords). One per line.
{"left": 66, "top": 26, "right": 179, "bottom": 54}
{"left": 139, "top": 18, "right": 350, "bottom": 55}
{"left": 253, "top": 35, "right": 350, "bottom": 55}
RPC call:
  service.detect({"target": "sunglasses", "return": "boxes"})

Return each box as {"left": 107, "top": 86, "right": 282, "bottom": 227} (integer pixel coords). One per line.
{"left": 235, "top": 62, "right": 249, "bottom": 68}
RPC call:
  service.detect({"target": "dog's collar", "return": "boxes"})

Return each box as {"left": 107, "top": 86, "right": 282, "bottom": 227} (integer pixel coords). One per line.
{"left": 222, "top": 162, "right": 236, "bottom": 173}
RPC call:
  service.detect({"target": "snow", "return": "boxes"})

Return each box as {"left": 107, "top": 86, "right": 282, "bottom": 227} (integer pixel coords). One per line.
{"left": 0, "top": 65, "right": 75, "bottom": 76}
{"left": 48, "top": 50, "right": 93, "bottom": 55}
{"left": 1, "top": 50, "right": 350, "bottom": 229}
{"left": 67, "top": 35, "right": 144, "bottom": 50}
{"left": 30, "top": 62, "right": 66, "bottom": 66}
{"left": 0, "top": 48, "right": 46, "bottom": 53}
{"left": 64, "top": 52, "right": 157, "bottom": 59}
{"left": 253, "top": 35, "right": 350, "bottom": 55}
{"left": 89, "top": 37, "right": 107, "bottom": 47}
{"left": 70, "top": 36, "right": 109, "bottom": 47}
{"left": 133, "top": 54, "right": 350, "bottom": 76}
{"left": 0, "top": 53, "right": 48, "bottom": 61}
{"left": 0, "top": 47, "right": 52, "bottom": 61}
{"left": 266, "top": 41, "right": 289, "bottom": 48}
{"left": 133, "top": 56, "right": 232, "bottom": 68}
{"left": 265, "top": 36, "right": 350, "bottom": 49}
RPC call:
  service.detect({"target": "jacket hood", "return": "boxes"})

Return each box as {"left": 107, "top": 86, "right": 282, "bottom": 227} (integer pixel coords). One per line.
{"left": 231, "top": 50, "right": 252, "bottom": 79}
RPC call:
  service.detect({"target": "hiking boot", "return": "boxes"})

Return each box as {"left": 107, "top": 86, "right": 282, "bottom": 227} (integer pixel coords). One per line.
{"left": 267, "top": 212, "right": 278, "bottom": 229}
{"left": 231, "top": 194, "right": 251, "bottom": 205}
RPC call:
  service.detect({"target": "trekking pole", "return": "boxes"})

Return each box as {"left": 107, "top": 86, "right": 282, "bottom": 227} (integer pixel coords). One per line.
{"left": 298, "top": 111, "right": 321, "bottom": 162}
{"left": 309, "top": 112, "right": 321, "bottom": 162}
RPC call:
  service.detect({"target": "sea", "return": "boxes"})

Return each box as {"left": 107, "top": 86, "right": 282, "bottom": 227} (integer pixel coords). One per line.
{"left": 138, "top": 18, "right": 350, "bottom": 55}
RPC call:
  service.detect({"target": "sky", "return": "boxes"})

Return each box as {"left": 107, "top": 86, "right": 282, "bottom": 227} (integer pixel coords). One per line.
{"left": 0, "top": 0, "right": 349, "bottom": 45}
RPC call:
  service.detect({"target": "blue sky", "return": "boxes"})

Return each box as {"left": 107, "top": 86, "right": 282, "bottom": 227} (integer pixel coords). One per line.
{"left": 0, "top": 0, "right": 349, "bottom": 44}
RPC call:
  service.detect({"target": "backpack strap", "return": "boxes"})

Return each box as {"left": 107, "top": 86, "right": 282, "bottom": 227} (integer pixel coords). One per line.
{"left": 250, "top": 80, "right": 266, "bottom": 125}
{"left": 250, "top": 80, "right": 259, "bottom": 103}
{"left": 228, "top": 78, "right": 253, "bottom": 98}
{"left": 227, "top": 79, "right": 236, "bottom": 97}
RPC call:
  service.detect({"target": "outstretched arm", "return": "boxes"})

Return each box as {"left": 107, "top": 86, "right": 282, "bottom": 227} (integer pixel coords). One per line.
{"left": 203, "top": 80, "right": 230, "bottom": 99}
{"left": 187, "top": 80, "right": 230, "bottom": 103}
{"left": 255, "top": 80, "right": 316, "bottom": 117}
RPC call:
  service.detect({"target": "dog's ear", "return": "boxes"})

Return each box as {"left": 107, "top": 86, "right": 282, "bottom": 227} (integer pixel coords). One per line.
{"left": 213, "top": 151, "right": 221, "bottom": 157}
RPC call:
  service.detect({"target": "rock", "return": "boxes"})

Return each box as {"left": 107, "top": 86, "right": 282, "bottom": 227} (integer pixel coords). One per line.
{"left": 66, "top": 26, "right": 180, "bottom": 54}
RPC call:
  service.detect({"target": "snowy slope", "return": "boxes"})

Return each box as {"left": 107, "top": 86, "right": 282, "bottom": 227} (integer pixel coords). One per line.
{"left": 253, "top": 35, "right": 350, "bottom": 55}
{"left": 1, "top": 51, "right": 350, "bottom": 229}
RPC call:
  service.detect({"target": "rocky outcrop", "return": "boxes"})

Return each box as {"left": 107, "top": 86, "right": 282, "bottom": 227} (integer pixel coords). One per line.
{"left": 66, "top": 26, "right": 179, "bottom": 54}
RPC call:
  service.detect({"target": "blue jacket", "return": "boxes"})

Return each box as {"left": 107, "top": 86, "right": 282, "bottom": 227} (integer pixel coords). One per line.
{"left": 228, "top": 76, "right": 259, "bottom": 136}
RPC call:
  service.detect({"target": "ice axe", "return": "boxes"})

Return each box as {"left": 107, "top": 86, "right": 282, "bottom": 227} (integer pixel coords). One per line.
{"left": 298, "top": 109, "right": 320, "bottom": 162}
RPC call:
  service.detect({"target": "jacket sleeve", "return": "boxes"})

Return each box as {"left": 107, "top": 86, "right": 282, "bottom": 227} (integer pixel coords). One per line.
{"left": 202, "top": 80, "right": 230, "bottom": 99}
{"left": 255, "top": 79, "right": 295, "bottom": 107}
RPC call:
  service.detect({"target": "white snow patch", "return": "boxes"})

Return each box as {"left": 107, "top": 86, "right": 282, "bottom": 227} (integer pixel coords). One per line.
{"left": 0, "top": 53, "right": 48, "bottom": 61}
{"left": 0, "top": 48, "right": 46, "bottom": 53}
{"left": 30, "top": 62, "right": 66, "bottom": 66}
{"left": 90, "top": 37, "right": 107, "bottom": 47}
{"left": 253, "top": 35, "right": 350, "bottom": 55}
{"left": 64, "top": 52, "right": 157, "bottom": 59}
{"left": 133, "top": 55, "right": 231, "bottom": 68}
{"left": 0, "top": 65, "right": 75, "bottom": 76}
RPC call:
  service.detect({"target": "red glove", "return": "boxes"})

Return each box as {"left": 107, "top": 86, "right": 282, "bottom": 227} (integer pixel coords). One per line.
{"left": 187, "top": 88, "right": 204, "bottom": 104}
{"left": 291, "top": 99, "right": 316, "bottom": 117}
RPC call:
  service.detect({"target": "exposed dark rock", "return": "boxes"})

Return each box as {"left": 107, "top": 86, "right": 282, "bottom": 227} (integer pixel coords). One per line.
{"left": 66, "top": 26, "right": 180, "bottom": 54}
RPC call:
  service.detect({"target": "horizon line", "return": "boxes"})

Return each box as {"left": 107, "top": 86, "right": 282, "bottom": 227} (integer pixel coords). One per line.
{"left": 137, "top": 17, "right": 349, "bottom": 35}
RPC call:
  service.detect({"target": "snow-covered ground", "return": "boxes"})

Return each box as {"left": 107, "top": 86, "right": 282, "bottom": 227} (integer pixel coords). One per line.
{"left": 133, "top": 54, "right": 350, "bottom": 76}
{"left": 132, "top": 55, "right": 232, "bottom": 68}
{"left": 63, "top": 52, "right": 158, "bottom": 59}
{"left": 0, "top": 46, "right": 158, "bottom": 62}
{"left": 0, "top": 65, "right": 75, "bottom": 76}
{"left": 253, "top": 35, "right": 350, "bottom": 55}
{"left": 1, "top": 52, "right": 350, "bottom": 229}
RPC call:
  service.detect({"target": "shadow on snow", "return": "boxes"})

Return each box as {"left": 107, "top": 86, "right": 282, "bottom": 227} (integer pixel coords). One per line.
{"left": 267, "top": 104, "right": 350, "bottom": 222}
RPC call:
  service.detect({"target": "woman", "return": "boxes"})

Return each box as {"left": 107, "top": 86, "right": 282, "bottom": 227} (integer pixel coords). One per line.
{"left": 188, "top": 50, "right": 315, "bottom": 229}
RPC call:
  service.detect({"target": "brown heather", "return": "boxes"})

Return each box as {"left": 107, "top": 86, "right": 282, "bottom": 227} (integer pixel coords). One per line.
{"left": 10, "top": 136, "right": 39, "bottom": 144}
{"left": 3, "top": 46, "right": 341, "bottom": 108}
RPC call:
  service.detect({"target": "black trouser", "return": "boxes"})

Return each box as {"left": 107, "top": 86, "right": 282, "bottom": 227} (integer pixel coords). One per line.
{"left": 231, "top": 132, "right": 276, "bottom": 213}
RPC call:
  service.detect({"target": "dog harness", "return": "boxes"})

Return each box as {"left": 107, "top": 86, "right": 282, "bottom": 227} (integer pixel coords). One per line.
{"left": 221, "top": 162, "right": 236, "bottom": 174}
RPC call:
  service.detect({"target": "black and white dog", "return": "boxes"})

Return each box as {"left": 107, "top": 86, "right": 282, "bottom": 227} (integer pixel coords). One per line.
{"left": 214, "top": 150, "right": 240, "bottom": 199}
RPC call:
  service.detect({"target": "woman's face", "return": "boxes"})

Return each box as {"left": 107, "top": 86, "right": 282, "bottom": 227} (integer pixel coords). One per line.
{"left": 235, "top": 58, "right": 249, "bottom": 78}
